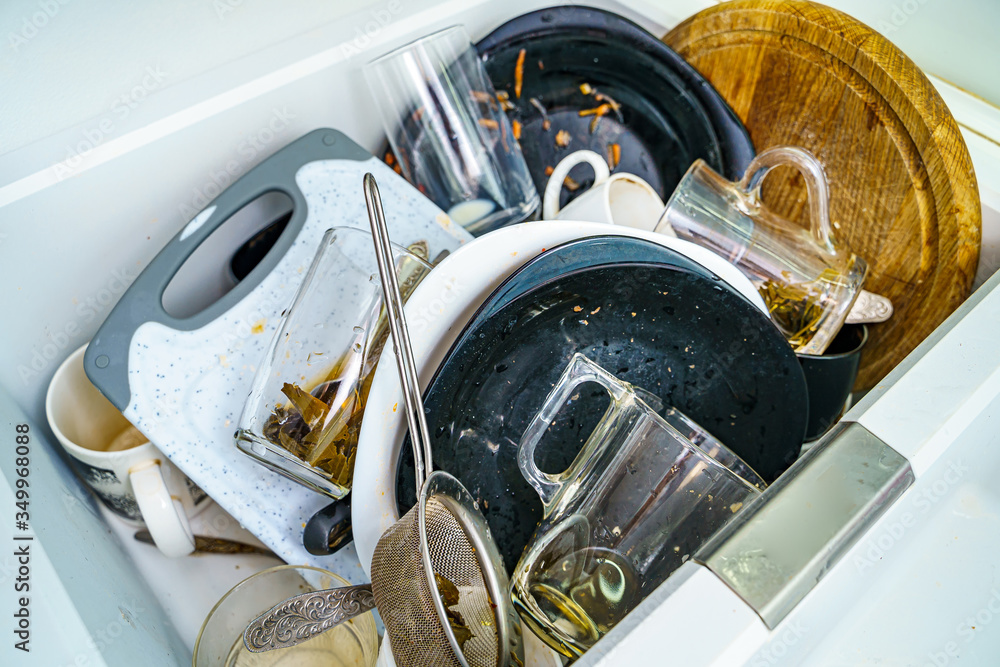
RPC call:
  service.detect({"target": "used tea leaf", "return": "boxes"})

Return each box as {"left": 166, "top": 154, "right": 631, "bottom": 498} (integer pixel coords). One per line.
{"left": 434, "top": 573, "right": 474, "bottom": 648}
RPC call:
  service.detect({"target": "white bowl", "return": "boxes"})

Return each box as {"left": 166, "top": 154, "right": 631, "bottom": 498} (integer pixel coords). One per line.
{"left": 351, "top": 221, "right": 767, "bottom": 575}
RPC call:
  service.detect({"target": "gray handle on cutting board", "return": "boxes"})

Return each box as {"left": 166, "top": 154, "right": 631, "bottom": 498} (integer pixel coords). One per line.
{"left": 84, "top": 129, "right": 371, "bottom": 411}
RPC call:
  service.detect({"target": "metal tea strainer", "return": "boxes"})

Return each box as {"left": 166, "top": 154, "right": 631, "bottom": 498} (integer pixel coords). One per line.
{"left": 243, "top": 174, "right": 523, "bottom": 667}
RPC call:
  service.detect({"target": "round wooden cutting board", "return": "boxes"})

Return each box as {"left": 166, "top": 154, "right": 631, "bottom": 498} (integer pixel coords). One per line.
{"left": 664, "top": 0, "right": 981, "bottom": 390}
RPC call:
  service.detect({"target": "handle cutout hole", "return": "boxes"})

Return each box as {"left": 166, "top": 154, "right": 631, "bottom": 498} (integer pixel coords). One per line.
{"left": 535, "top": 380, "right": 609, "bottom": 475}
{"left": 162, "top": 191, "right": 293, "bottom": 320}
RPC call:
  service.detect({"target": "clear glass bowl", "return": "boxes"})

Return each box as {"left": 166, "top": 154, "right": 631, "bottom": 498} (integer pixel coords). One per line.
{"left": 193, "top": 565, "right": 377, "bottom": 667}
{"left": 236, "top": 226, "right": 434, "bottom": 498}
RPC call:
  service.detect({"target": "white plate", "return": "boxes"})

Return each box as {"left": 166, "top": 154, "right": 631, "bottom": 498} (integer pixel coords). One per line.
{"left": 351, "top": 220, "right": 768, "bottom": 575}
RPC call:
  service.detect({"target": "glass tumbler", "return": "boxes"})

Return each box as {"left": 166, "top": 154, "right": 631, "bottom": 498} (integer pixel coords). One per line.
{"left": 365, "top": 25, "right": 539, "bottom": 235}
{"left": 236, "top": 227, "right": 433, "bottom": 498}
{"left": 193, "top": 565, "right": 377, "bottom": 667}
{"left": 512, "top": 354, "right": 765, "bottom": 659}
{"left": 656, "top": 146, "right": 867, "bottom": 355}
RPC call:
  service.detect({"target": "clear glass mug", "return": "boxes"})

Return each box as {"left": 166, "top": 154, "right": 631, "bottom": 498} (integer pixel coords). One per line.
{"left": 512, "top": 354, "right": 764, "bottom": 659}
{"left": 236, "top": 227, "right": 434, "bottom": 499}
{"left": 656, "top": 146, "right": 867, "bottom": 355}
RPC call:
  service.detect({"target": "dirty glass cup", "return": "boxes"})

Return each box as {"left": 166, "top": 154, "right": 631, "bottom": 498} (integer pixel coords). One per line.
{"left": 235, "top": 227, "right": 434, "bottom": 499}
{"left": 512, "top": 354, "right": 764, "bottom": 659}
{"left": 656, "top": 146, "right": 867, "bottom": 355}
{"left": 193, "top": 565, "right": 377, "bottom": 667}
{"left": 365, "top": 25, "right": 539, "bottom": 235}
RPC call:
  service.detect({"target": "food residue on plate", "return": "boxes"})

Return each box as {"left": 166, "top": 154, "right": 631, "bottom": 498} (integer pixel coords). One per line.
{"left": 470, "top": 90, "right": 497, "bottom": 108}
{"left": 607, "top": 143, "right": 621, "bottom": 169}
{"left": 496, "top": 90, "right": 515, "bottom": 111}
{"left": 514, "top": 48, "right": 526, "bottom": 98}
{"left": 555, "top": 129, "right": 571, "bottom": 148}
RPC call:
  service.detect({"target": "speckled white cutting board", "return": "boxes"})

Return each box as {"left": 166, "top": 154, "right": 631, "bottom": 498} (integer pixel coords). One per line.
{"left": 121, "top": 156, "right": 470, "bottom": 575}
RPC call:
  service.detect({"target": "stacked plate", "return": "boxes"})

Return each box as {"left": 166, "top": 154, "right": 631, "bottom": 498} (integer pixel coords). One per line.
{"left": 351, "top": 221, "right": 808, "bottom": 575}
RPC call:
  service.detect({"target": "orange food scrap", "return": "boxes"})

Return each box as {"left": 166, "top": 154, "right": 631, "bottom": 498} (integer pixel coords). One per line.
{"left": 514, "top": 48, "right": 526, "bottom": 98}
{"left": 538, "top": 60, "right": 544, "bottom": 70}
{"left": 542, "top": 118, "right": 551, "bottom": 131}
{"left": 496, "top": 90, "right": 515, "bottom": 111}
{"left": 580, "top": 82, "right": 594, "bottom": 95}
{"left": 478, "top": 118, "right": 499, "bottom": 130}
{"left": 384, "top": 152, "right": 395, "bottom": 166}
{"left": 544, "top": 166, "right": 554, "bottom": 176}
{"left": 563, "top": 175, "right": 581, "bottom": 191}
{"left": 607, "top": 143, "right": 621, "bottom": 169}
{"left": 470, "top": 90, "right": 496, "bottom": 107}
{"left": 512, "top": 120, "right": 522, "bottom": 140}
{"left": 595, "top": 92, "right": 622, "bottom": 112}
{"left": 555, "top": 129, "right": 571, "bottom": 148}
{"left": 579, "top": 104, "right": 612, "bottom": 117}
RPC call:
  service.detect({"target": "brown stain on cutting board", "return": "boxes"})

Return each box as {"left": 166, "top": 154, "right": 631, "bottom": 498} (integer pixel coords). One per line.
{"left": 664, "top": 0, "right": 981, "bottom": 390}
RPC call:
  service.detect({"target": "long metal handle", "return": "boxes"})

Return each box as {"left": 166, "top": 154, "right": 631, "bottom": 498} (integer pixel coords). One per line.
{"left": 364, "top": 172, "right": 433, "bottom": 489}
{"left": 134, "top": 530, "right": 278, "bottom": 558}
{"left": 243, "top": 584, "right": 376, "bottom": 652}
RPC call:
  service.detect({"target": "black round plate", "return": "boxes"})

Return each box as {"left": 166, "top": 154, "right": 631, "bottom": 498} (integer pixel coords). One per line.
{"left": 477, "top": 5, "right": 755, "bottom": 211}
{"left": 398, "top": 236, "right": 807, "bottom": 570}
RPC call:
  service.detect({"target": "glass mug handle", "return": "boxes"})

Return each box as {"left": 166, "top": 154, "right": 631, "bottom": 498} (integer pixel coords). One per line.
{"left": 517, "top": 353, "right": 630, "bottom": 514}
{"left": 737, "top": 146, "right": 836, "bottom": 255}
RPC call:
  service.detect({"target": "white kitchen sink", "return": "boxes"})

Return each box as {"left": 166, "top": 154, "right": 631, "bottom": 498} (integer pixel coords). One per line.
{"left": 2, "top": 0, "right": 999, "bottom": 665}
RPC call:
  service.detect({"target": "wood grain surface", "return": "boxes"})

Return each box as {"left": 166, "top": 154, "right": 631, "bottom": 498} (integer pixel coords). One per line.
{"left": 664, "top": 0, "right": 981, "bottom": 390}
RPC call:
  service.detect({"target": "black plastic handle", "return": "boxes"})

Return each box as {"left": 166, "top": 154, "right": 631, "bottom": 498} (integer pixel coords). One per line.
{"left": 303, "top": 497, "right": 353, "bottom": 556}
{"left": 84, "top": 129, "right": 371, "bottom": 410}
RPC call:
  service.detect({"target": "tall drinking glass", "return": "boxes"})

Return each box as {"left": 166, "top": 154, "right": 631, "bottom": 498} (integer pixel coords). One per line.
{"left": 365, "top": 25, "right": 539, "bottom": 235}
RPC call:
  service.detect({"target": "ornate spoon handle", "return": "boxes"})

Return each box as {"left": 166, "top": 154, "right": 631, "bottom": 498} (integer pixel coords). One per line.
{"left": 243, "top": 584, "right": 376, "bottom": 653}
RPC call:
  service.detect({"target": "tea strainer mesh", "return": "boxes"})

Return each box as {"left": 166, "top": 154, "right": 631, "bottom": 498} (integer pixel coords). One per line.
{"left": 370, "top": 470, "right": 519, "bottom": 667}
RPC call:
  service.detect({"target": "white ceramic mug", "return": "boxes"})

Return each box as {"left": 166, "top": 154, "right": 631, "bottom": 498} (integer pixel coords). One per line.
{"left": 542, "top": 150, "right": 667, "bottom": 232}
{"left": 46, "top": 344, "right": 209, "bottom": 557}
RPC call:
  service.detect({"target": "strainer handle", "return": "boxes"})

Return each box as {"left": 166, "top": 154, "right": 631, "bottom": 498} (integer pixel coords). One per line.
{"left": 518, "top": 353, "right": 630, "bottom": 513}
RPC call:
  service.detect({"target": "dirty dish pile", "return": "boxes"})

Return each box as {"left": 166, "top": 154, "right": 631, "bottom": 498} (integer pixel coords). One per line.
{"left": 70, "top": 3, "right": 982, "bottom": 667}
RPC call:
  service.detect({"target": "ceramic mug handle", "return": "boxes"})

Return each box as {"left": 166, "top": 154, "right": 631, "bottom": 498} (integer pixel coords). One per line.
{"left": 737, "top": 146, "right": 836, "bottom": 255}
{"left": 130, "top": 462, "right": 196, "bottom": 557}
{"left": 542, "top": 150, "right": 611, "bottom": 219}
{"left": 518, "top": 353, "right": 630, "bottom": 513}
